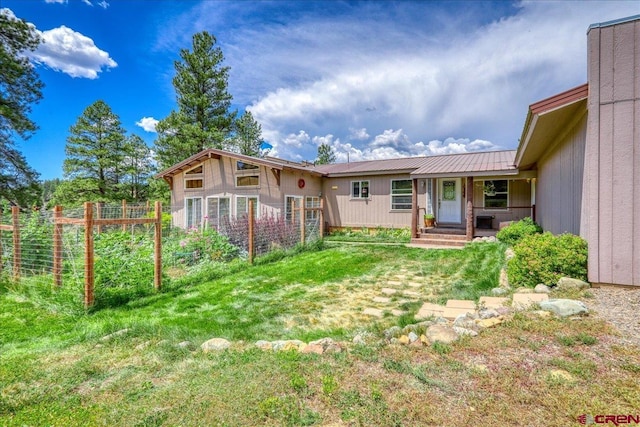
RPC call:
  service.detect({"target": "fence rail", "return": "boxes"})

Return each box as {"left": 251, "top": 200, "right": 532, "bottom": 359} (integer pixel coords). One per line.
{"left": 0, "top": 199, "right": 322, "bottom": 309}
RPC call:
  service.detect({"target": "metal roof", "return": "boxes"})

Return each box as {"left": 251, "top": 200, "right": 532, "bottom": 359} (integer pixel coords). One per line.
{"left": 311, "top": 156, "right": 429, "bottom": 176}
{"left": 410, "top": 150, "right": 517, "bottom": 177}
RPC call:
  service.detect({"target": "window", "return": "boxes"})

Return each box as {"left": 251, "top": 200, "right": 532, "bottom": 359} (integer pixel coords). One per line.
{"left": 236, "top": 175, "right": 259, "bottom": 187}
{"left": 391, "top": 179, "right": 412, "bottom": 210}
{"left": 483, "top": 180, "right": 508, "bottom": 209}
{"left": 206, "top": 197, "right": 230, "bottom": 228}
{"left": 185, "top": 178, "right": 203, "bottom": 189}
{"left": 351, "top": 180, "right": 370, "bottom": 199}
{"left": 185, "top": 165, "right": 203, "bottom": 174}
{"left": 236, "top": 196, "right": 258, "bottom": 218}
{"left": 306, "top": 196, "right": 321, "bottom": 221}
{"left": 236, "top": 161, "right": 259, "bottom": 171}
{"left": 285, "top": 195, "right": 303, "bottom": 223}
{"left": 185, "top": 197, "right": 202, "bottom": 229}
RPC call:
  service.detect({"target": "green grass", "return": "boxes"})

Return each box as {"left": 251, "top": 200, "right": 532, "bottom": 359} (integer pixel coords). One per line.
{"left": 2, "top": 242, "right": 639, "bottom": 426}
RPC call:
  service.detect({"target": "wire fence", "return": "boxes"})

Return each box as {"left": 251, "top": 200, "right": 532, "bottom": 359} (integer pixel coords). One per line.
{"left": 0, "top": 200, "right": 322, "bottom": 309}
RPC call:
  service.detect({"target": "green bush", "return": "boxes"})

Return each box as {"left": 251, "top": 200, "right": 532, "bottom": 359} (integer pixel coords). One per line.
{"left": 496, "top": 217, "right": 542, "bottom": 246}
{"left": 507, "top": 232, "right": 587, "bottom": 287}
{"left": 506, "top": 232, "right": 587, "bottom": 287}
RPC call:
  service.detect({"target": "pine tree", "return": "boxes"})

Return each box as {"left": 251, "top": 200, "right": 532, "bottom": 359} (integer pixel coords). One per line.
{"left": 122, "top": 134, "right": 154, "bottom": 201}
{"left": 54, "top": 100, "right": 127, "bottom": 205}
{"left": 155, "top": 31, "right": 235, "bottom": 169}
{"left": 316, "top": 143, "right": 336, "bottom": 165}
{"left": 232, "top": 111, "right": 263, "bottom": 157}
{"left": 0, "top": 9, "right": 44, "bottom": 207}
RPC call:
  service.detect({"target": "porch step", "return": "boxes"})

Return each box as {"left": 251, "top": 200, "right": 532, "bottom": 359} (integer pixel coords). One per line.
{"left": 410, "top": 236, "right": 467, "bottom": 248}
{"left": 419, "top": 233, "right": 467, "bottom": 240}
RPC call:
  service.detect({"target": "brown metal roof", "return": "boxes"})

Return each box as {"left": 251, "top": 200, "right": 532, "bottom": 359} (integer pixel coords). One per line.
{"left": 311, "top": 156, "right": 429, "bottom": 176}
{"left": 410, "top": 150, "right": 517, "bottom": 177}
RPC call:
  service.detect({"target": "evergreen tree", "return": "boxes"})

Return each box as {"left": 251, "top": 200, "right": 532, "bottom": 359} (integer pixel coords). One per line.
{"left": 232, "top": 111, "right": 263, "bottom": 157}
{"left": 54, "top": 100, "right": 126, "bottom": 205}
{"left": 155, "top": 31, "right": 235, "bottom": 169}
{"left": 122, "top": 134, "right": 154, "bottom": 201}
{"left": 0, "top": 9, "right": 44, "bottom": 207}
{"left": 316, "top": 142, "right": 336, "bottom": 165}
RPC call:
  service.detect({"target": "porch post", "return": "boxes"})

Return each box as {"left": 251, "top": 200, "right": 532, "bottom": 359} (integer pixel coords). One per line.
{"left": 411, "top": 178, "right": 419, "bottom": 238}
{"left": 466, "top": 176, "right": 474, "bottom": 241}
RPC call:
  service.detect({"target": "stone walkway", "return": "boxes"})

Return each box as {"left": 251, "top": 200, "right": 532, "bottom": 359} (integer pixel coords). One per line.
{"left": 361, "top": 270, "right": 551, "bottom": 320}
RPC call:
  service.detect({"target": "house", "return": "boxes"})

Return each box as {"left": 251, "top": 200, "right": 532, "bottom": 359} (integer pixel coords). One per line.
{"left": 157, "top": 14, "right": 639, "bottom": 287}
{"left": 156, "top": 149, "right": 324, "bottom": 229}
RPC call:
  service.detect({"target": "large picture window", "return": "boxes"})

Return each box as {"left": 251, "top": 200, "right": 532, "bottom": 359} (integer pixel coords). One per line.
{"left": 483, "top": 180, "right": 508, "bottom": 209}
{"left": 391, "top": 179, "right": 412, "bottom": 210}
{"left": 185, "top": 197, "right": 202, "bottom": 229}
{"left": 351, "top": 180, "right": 370, "bottom": 199}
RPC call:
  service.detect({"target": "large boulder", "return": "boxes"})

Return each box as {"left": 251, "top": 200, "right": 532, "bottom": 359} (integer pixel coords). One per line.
{"left": 556, "top": 277, "right": 590, "bottom": 292}
{"left": 539, "top": 299, "right": 589, "bottom": 317}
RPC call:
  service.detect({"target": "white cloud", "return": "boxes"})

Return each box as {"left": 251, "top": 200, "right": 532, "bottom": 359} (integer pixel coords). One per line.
{"left": 97, "top": 1, "right": 109, "bottom": 9}
{"left": 44, "top": 0, "right": 67, "bottom": 3}
{"left": 136, "top": 117, "right": 159, "bottom": 133}
{"left": 30, "top": 26, "right": 117, "bottom": 79}
{"left": 81, "top": 0, "right": 92, "bottom": 5}
{"left": 167, "top": 1, "right": 639, "bottom": 164}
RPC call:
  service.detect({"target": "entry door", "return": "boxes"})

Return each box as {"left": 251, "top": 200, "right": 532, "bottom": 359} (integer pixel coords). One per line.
{"left": 438, "top": 178, "right": 461, "bottom": 223}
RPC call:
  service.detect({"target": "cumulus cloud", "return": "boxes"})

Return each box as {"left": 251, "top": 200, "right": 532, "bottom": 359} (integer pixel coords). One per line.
{"left": 167, "top": 1, "right": 638, "bottom": 163}
{"left": 136, "top": 117, "right": 159, "bottom": 133}
{"left": 30, "top": 26, "right": 117, "bottom": 79}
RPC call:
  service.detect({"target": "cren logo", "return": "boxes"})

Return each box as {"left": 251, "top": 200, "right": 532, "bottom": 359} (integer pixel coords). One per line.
{"left": 579, "top": 414, "right": 595, "bottom": 425}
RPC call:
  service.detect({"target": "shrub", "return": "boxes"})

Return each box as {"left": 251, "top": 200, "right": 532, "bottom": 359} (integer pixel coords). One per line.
{"left": 506, "top": 232, "right": 587, "bottom": 287}
{"left": 164, "top": 227, "right": 240, "bottom": 265}
{"left": 496, "top": 217, "right": 542, "bottom": 246}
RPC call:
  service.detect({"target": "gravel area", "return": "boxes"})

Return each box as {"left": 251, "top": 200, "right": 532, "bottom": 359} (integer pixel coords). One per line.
{"left": 586, "top": 287, "right": 640, "bottom": 347}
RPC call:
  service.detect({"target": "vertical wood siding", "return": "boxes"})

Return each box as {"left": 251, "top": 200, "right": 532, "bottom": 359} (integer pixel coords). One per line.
{"left": 585, "top": 19, "right": 639, "bottom": 286}
{"left": 169, "top": 157, "right": 322, "bottom": 227}
{"left": 536, "top": 114, "right": 587, "bottom": 236}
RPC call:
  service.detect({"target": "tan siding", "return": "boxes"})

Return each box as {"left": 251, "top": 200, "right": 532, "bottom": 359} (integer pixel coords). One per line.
{"left": 586, "top": 19, "right": 640, "bottom": 286}
{"left": 169, "top": 156, "right": 323, "bottom": 227}
{"left": 536, "top": 114, "right": 587, "bottom": 235}
{"left": 323, "top": 174, "right": 419, "bottom": 228}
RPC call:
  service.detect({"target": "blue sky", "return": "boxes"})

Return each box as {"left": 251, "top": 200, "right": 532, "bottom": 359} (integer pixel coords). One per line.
{"left": 4, "top": 0, "right": 639, "bottom": 180}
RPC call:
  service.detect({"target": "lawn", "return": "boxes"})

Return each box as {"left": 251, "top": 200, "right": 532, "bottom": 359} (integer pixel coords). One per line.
{"left": 1, "top": 242, "right": 638, "bottom": 426}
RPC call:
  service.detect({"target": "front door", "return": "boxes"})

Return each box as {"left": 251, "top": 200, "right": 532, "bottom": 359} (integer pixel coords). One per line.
{"left": 438, "top": 178, "right": 461, "bottom": 223}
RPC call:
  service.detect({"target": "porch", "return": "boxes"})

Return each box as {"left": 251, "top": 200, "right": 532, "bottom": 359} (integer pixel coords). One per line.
{"left": 409, "top": 173, "right": 536, "bottom": 247}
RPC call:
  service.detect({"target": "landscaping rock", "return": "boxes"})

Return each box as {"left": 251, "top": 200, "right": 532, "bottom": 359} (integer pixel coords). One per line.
{"left": 556, "top": 277, "right": 590, "bottom": 292}
{"left": 408, "top": 332, "right": 419, "bottom": 343}
{"left": 398, "top": 335, "right": 410, "bottom": 345}
{"left": 453, "top": 326, "right": 478, "bottom": 337}
{"left": 426, "top": 325, "right": 459, "bottom": 344}
{"left": 255, "top": 340, "right": 273, "bottom": 351}
{"left": 453, "top": 313, "right": 479, "bottom": 331}
{"left": 495, "top": 306, "right": 511, "bottom": 316}
{"left": 534, "top": 284, "right": 551, "bottom": 294}
{"left": 384, "top": 326, "right": 403, "bottom": 340}
{"left": 499, "top": 268, "right": 510, "bottom": 288}
{"left": 100, "top": 328, "right": 130, "bottom": 342}
{"left": 539, "top": 299, "right": 589, "bottom": 317}
{"left": 475, "top": 317, "right": 504, "bottom": 329}
{"left": 301, "top": 343, "right": 324, "bottom": 354}
{"left": 201, "top": 338, "right": 231, "bottom": 352}
{"left": 491, "top": 287, "right": 508, "bottom": 296}
{"left": 478, "top": 308, "right": 499, "bottom": 319}
{"left": 309, "top": 338, "right": 342, "bottom": 354}
{"left": 272, "top": 340, "right": 305, "bottom": 352}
